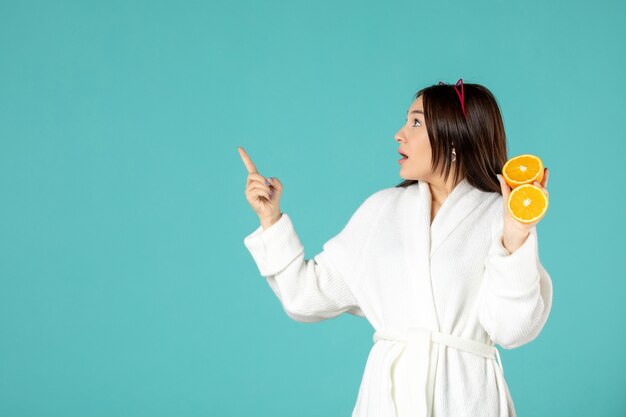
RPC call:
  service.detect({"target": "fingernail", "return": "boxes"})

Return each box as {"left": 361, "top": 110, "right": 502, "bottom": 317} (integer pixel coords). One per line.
{"left": 269, "top": 190, "right": 274, "bottom": 196}
{"left": 265, "top": 179, "right": 270, "bottom": 186}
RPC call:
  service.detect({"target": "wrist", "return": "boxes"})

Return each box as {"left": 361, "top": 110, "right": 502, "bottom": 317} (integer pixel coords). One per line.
{"left": 502, "top": 229, "right": 529, "bottom": 254}
{"left": 260, "top": 212, "right": 282, "bottom": 230}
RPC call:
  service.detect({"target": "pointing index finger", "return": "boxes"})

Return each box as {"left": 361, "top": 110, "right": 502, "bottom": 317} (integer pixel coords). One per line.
{"left": 238, "top": 147, "right": 258, "bottom": 174}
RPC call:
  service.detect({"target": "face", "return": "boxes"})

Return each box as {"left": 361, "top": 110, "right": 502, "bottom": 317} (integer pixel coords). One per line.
{"left": 394, "top": 96, "right": 434, "bottom": 181}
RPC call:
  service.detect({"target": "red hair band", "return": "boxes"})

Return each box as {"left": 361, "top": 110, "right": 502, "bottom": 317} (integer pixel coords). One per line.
{"left": 438, "top": 78, "right": 467, "bottom": 118}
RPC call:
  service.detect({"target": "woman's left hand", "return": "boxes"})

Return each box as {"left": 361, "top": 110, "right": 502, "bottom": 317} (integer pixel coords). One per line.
{"left": 496, "top": 168, "right": 549, "bottom": 254}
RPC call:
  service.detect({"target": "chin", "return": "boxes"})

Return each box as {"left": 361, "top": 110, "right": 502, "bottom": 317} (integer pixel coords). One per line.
{"left": 400, "top": 164, "right": 425, "bottom": 181}
{"left": 400, "top": 170, "right": 420, "bottom": 180}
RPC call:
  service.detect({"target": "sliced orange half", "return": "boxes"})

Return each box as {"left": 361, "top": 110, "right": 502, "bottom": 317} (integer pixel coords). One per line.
{"left": 507, "top": 184, "right": 549, "bottom": 224}
{"left": 502, "top": 154, "right": 544, "bottom": 189}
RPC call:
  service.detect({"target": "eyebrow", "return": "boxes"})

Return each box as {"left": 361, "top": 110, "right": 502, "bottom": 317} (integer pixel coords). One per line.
{"left": 407, "top": 110, "right": 424, "bottom": 115}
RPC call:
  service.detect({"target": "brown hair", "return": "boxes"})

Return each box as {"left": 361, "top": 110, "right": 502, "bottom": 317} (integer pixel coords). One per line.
{"left": 395, "top": 82, "right": 508, "bottom": 195}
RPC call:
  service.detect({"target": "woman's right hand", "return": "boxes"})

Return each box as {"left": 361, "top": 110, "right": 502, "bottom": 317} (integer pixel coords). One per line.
{"left": 238, "top": 146, "right": 283, "bottom": 226}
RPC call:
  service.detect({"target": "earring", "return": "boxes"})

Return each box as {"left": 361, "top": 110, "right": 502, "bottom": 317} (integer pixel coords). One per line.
{"left": 451, "top": 147, "right": 456, "bottom": 162}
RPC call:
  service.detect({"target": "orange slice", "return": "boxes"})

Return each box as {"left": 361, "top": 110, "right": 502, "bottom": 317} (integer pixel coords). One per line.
{"left": 502, "top": 154, "right": 544, "bottom": 189}
{"left": 507, "top": 184, "right": 549, "bottom": 224}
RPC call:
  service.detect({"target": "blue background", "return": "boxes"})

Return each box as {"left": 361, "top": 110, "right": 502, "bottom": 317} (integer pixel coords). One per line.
{"left": 1, "top": 0, "right": 624, "bottom": 416}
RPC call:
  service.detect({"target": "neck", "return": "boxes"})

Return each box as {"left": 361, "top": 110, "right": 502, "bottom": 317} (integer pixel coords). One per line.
{"left": 429, "top": 176, "right": 461, "bottom": 206}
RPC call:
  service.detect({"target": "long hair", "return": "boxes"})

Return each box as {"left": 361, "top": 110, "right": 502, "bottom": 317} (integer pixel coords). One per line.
{"left": 395, "top": 82, "right": 508, "bottom": 195}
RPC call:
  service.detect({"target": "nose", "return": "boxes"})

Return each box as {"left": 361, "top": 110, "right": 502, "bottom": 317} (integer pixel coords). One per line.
{"left": 394, "top": 129, "right": 404, "bottom": 143}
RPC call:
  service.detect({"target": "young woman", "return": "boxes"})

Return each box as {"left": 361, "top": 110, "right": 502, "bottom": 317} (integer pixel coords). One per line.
{"left": 238, "top": 79, "right": 552, "bottom": 417}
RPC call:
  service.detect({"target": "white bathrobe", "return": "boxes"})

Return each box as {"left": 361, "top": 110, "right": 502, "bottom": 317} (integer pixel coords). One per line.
{"left": 243, "top": 177, "right": 553, "bottom": 417}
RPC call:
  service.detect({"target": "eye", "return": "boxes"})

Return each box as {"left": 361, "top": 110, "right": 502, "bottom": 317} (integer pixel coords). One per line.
{"left": 412, "top": 118, "right": 421, "bottom": 127}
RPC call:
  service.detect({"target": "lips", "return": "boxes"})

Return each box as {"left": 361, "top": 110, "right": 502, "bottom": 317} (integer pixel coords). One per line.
{"left": 398, "top": 151, "right": 408, "bottom": 158}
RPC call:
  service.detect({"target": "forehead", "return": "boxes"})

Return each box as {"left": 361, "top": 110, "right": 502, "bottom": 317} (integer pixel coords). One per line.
{"left": 407, "top": 96, "right": 424, "bottom": 113}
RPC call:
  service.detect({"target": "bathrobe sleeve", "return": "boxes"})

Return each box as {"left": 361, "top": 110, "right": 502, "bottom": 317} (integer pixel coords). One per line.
{"left": 243, "top": 191, "right": 387, "bottom": 323}
{"left": 478, "top": 219, "right": 554, "bottom": 349}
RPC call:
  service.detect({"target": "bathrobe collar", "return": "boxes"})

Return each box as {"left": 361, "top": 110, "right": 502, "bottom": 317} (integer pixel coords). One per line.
{"left": 400, "top": 177, "right": 488, "bottom": 332}
{"left": 405, "top": 176, "right": 487, "bottom": 258}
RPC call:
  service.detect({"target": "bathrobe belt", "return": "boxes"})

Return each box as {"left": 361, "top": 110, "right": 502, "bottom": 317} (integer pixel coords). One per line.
{"left": 373, "top": 327, "right": 504, "bottom": 417}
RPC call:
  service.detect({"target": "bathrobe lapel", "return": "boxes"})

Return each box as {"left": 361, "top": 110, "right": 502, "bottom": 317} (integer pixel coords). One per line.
{"left": 402, "top": 178, "right": 485, "bottom": 330}
{"left": 425, "top": 177, "right": 485, "bottom": 258}
{"left": 399, "top": 178, "right": 487, "bottom": 417}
